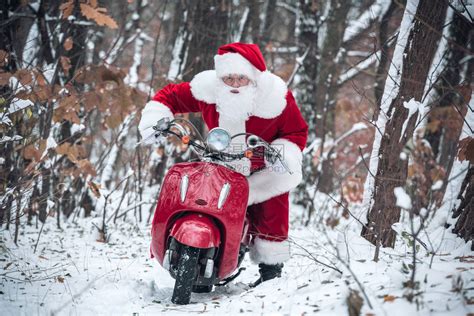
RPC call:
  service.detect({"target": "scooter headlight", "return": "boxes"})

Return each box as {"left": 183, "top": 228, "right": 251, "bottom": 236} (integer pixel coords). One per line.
{"left": 206, "top": 128, "right": 231, "bottom": 152}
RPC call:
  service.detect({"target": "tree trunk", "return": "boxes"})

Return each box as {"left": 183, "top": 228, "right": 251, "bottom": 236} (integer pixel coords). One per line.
{"left": 314, "top": 0, "right": 351, "bottom": 193}
{"left": 181, "top": 0, "right": 230, "bottom": 134}
{"left": 423, "top": 11, "right": 473, "bottom": 201}
{"left": 373, "top": 0, "right": 399, "bottom": 119}
{"left": 240, "top": 0, "right": 261, "bottom": 43}
{"left": 259, "top": 0, "right": 277, "bottom": 52}
{"left": 293, "top": 0, "right": 320, "bottom": 219}
{"left": 361, "top": 0, "right": 448, "bottom": 248}
{"left": 452, "top": 166, "right": 474, "bottom": 250}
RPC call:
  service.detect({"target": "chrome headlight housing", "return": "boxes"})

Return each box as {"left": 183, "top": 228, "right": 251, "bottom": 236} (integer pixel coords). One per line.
{"left": 206, "top": 128, "right": 231, "bottom": 152}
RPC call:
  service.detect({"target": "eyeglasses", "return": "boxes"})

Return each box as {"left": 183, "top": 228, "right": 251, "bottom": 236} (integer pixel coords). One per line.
{"left": 222, "top": 75, "right": 251, "bottom": 86}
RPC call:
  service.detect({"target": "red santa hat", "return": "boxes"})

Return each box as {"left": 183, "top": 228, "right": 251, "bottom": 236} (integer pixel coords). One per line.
{"left": 214, "top": 43, "right": 266, "bottom": 82}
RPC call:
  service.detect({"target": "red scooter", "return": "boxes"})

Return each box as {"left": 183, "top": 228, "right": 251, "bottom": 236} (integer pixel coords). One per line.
{"left": 147, "top": 118, "right": 289, "bottom": 305}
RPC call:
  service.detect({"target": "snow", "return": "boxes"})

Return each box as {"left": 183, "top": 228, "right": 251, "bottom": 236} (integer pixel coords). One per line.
{"left": 431, "top": 180, "right": 443, "bottom": 191}
{"left": 0, "top": 135, "right": 23, "bottom": 143}
{"left": 167, "top": 10, "right": 189, "bottom": 81}
{"left": 1, "top": 179, "right": 473, "bottom": 316}
{"left": 125, "top": 32, "right": 146, "bottom": 88}
{"left": 400, "top": 98, "right": 422, "bottom": 142}
{"left": 394, "top": 187, "right": 412, "bottom": 209}
{"left": 8, "top": 98, "right": 33, "bottom": 114}
{"left": 45, "top": 134, "right": 57, "bottom": 151}
{"left": 233, "top": 6, "right": 249, "bottom": 42}
{"left": 71, "top": 123, "right": 86, "bottom": 134}
{"left": 22, "top": 21, "right": 40, "bottom": 68}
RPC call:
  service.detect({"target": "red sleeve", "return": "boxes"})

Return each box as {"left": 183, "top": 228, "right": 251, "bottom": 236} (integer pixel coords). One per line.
{"left": 152, "top": 82, "right": 201, "bottom": 114}
{"left": 276, "top": 90, "right": 309, "bottom": 151}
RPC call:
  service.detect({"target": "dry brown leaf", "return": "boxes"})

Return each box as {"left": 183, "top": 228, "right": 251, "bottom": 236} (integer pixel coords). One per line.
{"left": 56, "top": 276, "right": 65, "bottom": 283}
{"left": 64, "top": 37, "right": 73, "bottom": 51}
{"left": 80, "top": 3, "right": 118, "bottom": 29}
{"left": 66, "top": 145, "right": 80, "bottom": 162}
{"left": 425, "top": 119, "right": 441, "bottom": 133}
{"left": 59, "top": 0, "right": 74, "bottom": 18}
{"left": 105, "top": 113, "right": 123, "bottom": 129}
{"left": 63, "top": 110, "right": 81, "bottom": 124}
{"left": 0, "top": 71, "right": 12, "bottom": 86}
{"left": 455, "top": 255, "right": 474, "bottom": 263}
{"left": 77, "top": 159, "right": 97, "bottom": 177}
{"left": 58, "top": 95, "right": 79, "bottom": 109}
{"left": 14, "top": 69, "right": 33, "bottom": 86}
{"left": 0, "top": 50, "right": 8, "bottom": 67}
{"left": 83, "top": 91, "right": 101, "bottom": 111}
{"left": 33, "top": 70, "right": 48, "bottom": 86}
{"left": 383, "top": 295, "right": 397, "bottom": 302}
{"left": 60, "top": 56, "right": 71, "bottom": 74}
{"left": 55, "top": 143, "right": 71, "bottom": 156}
{"left": 458, "top": 137, "right": 474, "bottom": 163}
{"left": 88, "top": 181, "right": 101, "bottom": 198}
{"left": 23, "top": 144, "right": 41, "bottom": 161}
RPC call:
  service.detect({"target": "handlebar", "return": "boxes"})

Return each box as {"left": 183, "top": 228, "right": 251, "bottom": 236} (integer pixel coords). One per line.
{"left": 149, "top": 118, "right": 292, "bottom": 174}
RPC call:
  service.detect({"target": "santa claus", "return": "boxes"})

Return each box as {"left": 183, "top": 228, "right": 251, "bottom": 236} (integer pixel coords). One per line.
{"left": 139, "top": 42, "right": 308, "bottom": 287}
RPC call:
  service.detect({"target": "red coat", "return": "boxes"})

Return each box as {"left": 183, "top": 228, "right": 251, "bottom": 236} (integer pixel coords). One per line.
{"left": 149, "top": 71, "right": 307, "bottom": 173}
{"left": 141, "top": 69, "right": 308, "bottom": 264}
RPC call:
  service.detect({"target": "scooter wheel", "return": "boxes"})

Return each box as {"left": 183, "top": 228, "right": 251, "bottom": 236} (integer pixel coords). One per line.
{"left": 192, "top": 285, "right": 213, "bottom": 293}
{"left": 171, "top": 245, "right": 200, "bottom": 305}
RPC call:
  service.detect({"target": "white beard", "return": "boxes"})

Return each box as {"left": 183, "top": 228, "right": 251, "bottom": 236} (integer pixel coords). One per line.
{"left": 215, "top": 80, "right": 257, "bottom": 122}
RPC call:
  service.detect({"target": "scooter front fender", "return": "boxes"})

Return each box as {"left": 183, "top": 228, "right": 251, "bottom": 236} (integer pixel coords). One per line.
{"left": 170, "top": 214, "right": 221, "bottom": 249}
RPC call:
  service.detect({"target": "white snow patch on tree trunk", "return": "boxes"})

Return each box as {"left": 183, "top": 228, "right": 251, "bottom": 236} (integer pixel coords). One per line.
{"left": 22, "top": 22, "right": 40, "bottom": 68}
{"left": 394, "top": 186, "right": 412, "bottom": 209}
{"left": 400, "top": 98, "right": 423, "bottom": 141}
{"left": 167, "top": 11, "right": 189, "bottom": 81}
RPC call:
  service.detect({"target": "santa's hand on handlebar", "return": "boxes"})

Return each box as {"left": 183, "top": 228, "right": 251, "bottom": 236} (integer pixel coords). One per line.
{"left": 139, "top": 117, "right": 172, "bottom": 145}
{"left": 264, "top": 146, "right": 291, "bottom": 174}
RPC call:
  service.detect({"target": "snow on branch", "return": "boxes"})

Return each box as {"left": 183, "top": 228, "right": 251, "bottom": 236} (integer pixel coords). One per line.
{"left": 343, "top": 0, "right": 392, "bottom": 44}
{"left": 338, "top": 50, "right": 381, "bottom": 85}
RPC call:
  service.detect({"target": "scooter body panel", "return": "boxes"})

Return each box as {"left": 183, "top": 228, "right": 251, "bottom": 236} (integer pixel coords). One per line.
{"left": 150, "top": 162, "right": 249, "bottom": 279}
{"left": 169, "top": 213, "right": 221, "bottom": 248}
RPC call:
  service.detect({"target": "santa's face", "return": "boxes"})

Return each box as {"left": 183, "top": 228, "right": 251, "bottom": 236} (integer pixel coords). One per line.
{"left": 216, "top": 74, "right": 256, "bottom": 122}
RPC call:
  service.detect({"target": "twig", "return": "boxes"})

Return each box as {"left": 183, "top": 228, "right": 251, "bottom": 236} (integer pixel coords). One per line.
{"left": 358, "top": 146, "right": 376, "bottom": 178}
{"left": 33, "top": 218, "right": 47, "bottom": 253}
{"left": 289, "top": 238, "right": 343, "bottom": 274}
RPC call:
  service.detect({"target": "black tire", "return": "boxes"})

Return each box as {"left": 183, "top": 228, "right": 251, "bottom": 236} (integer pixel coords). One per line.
{"left": 192, "top": 285, "right": 213, "bottom": 293}
{"left": 171, "top": 245, "right": 200, "bottom": 305}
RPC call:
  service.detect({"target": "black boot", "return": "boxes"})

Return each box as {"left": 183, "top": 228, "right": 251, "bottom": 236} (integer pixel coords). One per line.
{"left": 249, "top": 263, "right": 283, "bottom": 288}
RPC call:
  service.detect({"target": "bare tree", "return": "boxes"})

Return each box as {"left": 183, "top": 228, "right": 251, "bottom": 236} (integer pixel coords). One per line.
{"left": 361, "top": 0, "right": 448, "bottom": 250}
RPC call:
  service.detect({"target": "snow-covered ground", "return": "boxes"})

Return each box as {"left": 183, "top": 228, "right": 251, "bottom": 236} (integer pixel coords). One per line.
{"left": 1, "top": 193, "right": 473, "bottom": 316}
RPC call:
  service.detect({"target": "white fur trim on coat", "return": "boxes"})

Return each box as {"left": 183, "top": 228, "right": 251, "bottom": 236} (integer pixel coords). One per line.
{"left": 247, "top": 138, "right": 303, "bottom": 205}
{"left": 250, "top": 237, "right": 290, "bottom": 264}
{"left": 138, "top": 100, "right": 174, "bottom": 133}
{"left": 190, "top": 70, "right": 218, "bottom": 104}
{"left": 189, "top": 70, "right": 287, "bottom": 119}
{"left": 252, "top": 71, "right": 287, "bottom": 119}
{"left": 214, "top": 53, "right": 258, "bottom": 81}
